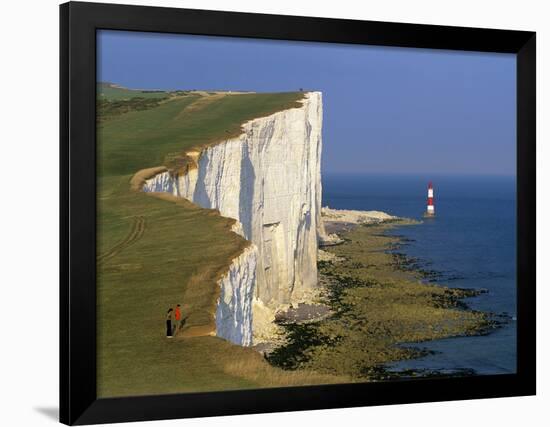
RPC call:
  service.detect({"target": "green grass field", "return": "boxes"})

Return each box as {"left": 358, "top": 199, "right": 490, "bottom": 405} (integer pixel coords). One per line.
{"left": 97, "top": 82, "right": 170, "bottom": 100}
{"left": 97, "top": 89, "right": 346, "bottom": 397}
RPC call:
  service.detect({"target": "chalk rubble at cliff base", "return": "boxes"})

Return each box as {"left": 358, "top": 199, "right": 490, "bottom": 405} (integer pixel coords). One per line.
{"left": 321, "top": 206, "right": 396, "bottom": 224}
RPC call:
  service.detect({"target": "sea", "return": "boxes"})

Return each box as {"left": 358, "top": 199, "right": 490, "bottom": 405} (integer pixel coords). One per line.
{"left": 322, "top": 173, "right": 517, "bottom": 376}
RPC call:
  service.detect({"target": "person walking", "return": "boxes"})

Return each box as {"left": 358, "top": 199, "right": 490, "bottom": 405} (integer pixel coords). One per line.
{"left": 174, "top": 304, "right": 182, "bottom": 334}
{"left": 166, "top": 308, "right": 174, "bottom": 338}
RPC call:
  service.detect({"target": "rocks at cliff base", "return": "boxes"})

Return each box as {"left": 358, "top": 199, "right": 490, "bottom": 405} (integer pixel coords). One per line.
{"left": 321, "top": 206, "right": 396, "bottom": 224}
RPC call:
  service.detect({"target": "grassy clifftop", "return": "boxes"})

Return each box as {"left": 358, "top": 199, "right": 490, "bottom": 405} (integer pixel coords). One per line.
{"left": 97, "top": 82, "right": 171, "bottom": 101}
{"left": 98, "top": 91, "right": 304, "bottom": 177}
{"left": 97, "top": 90, "right": 341, "bottom": 397}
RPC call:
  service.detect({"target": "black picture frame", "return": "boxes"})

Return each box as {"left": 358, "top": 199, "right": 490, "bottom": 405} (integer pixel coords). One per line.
{"left": 60, "top": 1, "right": 536, "bottom": 425}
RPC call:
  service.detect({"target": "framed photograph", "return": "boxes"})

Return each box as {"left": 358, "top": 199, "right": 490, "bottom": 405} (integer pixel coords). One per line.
{"left": 60, "top": 1, "right": 536, "bottom": 425}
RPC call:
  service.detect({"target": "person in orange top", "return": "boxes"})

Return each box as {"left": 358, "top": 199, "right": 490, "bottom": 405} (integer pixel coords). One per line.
{"left": 174, "top": 304, "right": 182, "bottom": 333}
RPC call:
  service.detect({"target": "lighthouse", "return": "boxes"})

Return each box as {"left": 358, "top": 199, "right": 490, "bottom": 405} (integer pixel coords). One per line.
{"left": 425, "top": 182, "right": 435, "bottom": 217}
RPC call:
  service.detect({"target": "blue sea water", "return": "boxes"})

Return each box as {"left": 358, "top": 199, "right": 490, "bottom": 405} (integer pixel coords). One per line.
{"left": 322, "top": 173, "right": 517, "bottom": 375}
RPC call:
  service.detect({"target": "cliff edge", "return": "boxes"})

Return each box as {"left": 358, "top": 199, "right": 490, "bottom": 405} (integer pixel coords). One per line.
{"left": 143, "top": 92, "right": 324, "bottom": 345}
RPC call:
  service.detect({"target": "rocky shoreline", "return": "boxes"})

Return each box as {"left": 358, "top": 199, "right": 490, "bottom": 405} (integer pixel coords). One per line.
{"left": 264, "top": 211, "right": 501, "bottom": 381}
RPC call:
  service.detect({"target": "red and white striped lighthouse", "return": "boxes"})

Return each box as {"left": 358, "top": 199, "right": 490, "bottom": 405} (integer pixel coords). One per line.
{"left": 425, "top": 182, "right": 435, "bottom": 217}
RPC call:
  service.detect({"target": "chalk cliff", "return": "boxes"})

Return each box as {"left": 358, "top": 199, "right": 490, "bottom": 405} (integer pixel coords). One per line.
{"left": 215, "top": 245, "right": 258, "bottom": 346}
{"left": 143, "top": 92, "right": 323, "bottom": 344}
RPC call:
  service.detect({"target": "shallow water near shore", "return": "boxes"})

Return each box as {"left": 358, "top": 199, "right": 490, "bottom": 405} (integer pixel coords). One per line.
{"left": 322, "top": 173, "right": 517, "bottom": 375}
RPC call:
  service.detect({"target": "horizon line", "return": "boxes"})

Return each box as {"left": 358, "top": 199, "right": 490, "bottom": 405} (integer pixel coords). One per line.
{"left": 322, "top": 171, "right": 517, "bottom": 178}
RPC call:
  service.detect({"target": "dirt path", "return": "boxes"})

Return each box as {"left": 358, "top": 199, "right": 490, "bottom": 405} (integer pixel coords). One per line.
{"left": 98, "top": 216, "right": 146, "bottom": 263}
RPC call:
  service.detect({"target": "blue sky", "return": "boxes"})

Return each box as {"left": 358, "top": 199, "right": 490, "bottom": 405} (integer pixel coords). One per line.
{"left": 98, "top": 30, "right": 516, "bottom": 176}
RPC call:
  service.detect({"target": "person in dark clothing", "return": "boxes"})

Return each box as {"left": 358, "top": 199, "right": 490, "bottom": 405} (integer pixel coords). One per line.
{"left": 166, "top": 308, "right": 174, "bottom": 338}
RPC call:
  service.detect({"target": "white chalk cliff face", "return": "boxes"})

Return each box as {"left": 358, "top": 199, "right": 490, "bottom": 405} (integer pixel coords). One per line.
{"left": 143, "top": 92, "right": 323, "bottom": 345}
{"left": 215, "top": 245, "right": 258, "bottom": 346}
